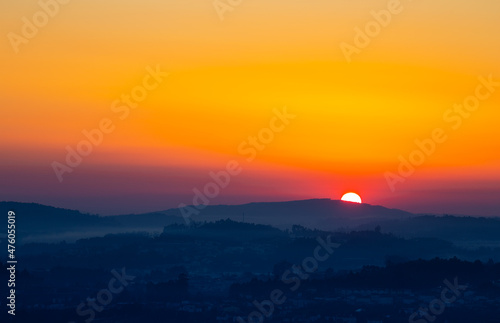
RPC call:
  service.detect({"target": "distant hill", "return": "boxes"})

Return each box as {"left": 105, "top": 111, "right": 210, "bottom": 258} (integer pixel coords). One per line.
{"left": 0, "top": 202, "right": 120, "bottom": 243}
{"left": 358, "top": 215, "right": 500, "bottom": 244}
{"left": 1, "top": 199, "right": 411, "bottom": 242}
{"left": 157, "top": 199, "right": 414, "bottom": 230}
{"left": 2, "top": 199, "right": 500, "bottom": 245}
{"left": 0, "top": 201, "right": 184, "bottom": 243}
{"left": 0, "top": 202, "right": 116, "bottom": 231}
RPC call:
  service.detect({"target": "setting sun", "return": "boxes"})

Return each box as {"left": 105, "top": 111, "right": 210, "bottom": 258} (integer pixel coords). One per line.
{"left": 341, "top": 193, "right": 362, "bottom": 204}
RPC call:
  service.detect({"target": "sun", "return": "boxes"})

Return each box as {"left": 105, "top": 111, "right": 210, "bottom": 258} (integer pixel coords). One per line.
{"left": 341, "top": 192, "right": 362, "bottom": 204}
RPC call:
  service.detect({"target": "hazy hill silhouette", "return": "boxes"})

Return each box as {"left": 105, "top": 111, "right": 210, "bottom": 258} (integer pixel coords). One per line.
{"left": 0, "top": 202, "right": 120, "bottom": 243}
{"left": 2, "top": 199, "right": 500, "bottom": 244}
{"left": 0, "top": 201, "right": 181, "bottom": 242}
{"left": 358, "top": 215, "right": 500, "bottom": 243}
{"left": 158, "top": 199, "right": 413, "bottom": 230}
{"left": 0, "top": 202, "right": 116, "bottom": 231}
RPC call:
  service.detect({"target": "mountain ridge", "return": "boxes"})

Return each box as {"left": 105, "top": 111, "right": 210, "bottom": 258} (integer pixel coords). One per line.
{"left": 2, "top": 199, "right": 499, "bottom": 244}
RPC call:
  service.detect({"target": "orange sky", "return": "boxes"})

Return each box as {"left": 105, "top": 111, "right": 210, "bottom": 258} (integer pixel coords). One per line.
{"left": 1, "top": 0, "right": 499, "bottom": 215}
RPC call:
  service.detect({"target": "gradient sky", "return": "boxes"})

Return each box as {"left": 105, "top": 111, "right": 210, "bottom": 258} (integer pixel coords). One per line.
{"left": 1, "top": 0, "right": 499, "bottom": 215}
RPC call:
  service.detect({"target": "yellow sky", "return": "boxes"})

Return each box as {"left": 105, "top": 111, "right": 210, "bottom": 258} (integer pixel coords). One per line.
{"left": 1, "top": 0, "right": 499, "bottom": 215}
